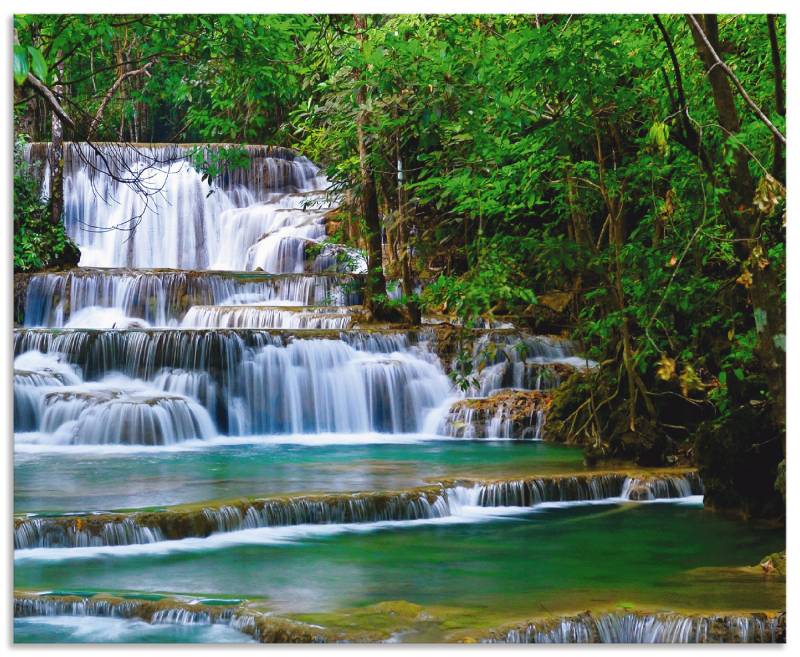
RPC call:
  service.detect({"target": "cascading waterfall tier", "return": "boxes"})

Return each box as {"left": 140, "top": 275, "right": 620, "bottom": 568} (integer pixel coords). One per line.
{"left": 487, "top": 611, "right": 785, "bottom": 644}
{"left": 14, "top": 592, "right": 239, "bottom": 626}
{"left": 17, "top": 269, "right": 363, "bottom": 328}
{"left": 24, "top": 142, "right": 355, "bottom": 272}
{"left": 14, "top": 592, "right": 328, "bottom": 643}
{"left": 15, "top": 593, "right": 783, "bottom": 644}
{"left": 14, "top": 471, "right": 703, "bottom": 548}
{"left": 463, "top": 333, "right": 594, "bottom": 397}
{"left": 435, "top": 333, "right": 594, "bottom": 439}
{"left": 179, "top": 305, "right": 358, "bottom": 330}
{"left": 14, "top": 329, "right": 450, "bottom": 437}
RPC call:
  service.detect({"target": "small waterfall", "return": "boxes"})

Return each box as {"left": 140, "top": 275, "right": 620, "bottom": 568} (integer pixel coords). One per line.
{"left": 180, "top": 305, "right": 355, "bottom": 329}
{"left": 20, "top": 269, "right": 362, "bottom": 327}
{"left": 440, "top": 389, "right": 549, "bottom": 439}
{"left": 15, "top": 593, "right": 237, "bottom": 627}
{"left": 15, "top": 596, "right": 144, "bottom": 619}
{"left": 14, "top": 517, "right": 164, "bottom": 549}
{"left": 427, "top": 333, "right": 597, "bottom": 440}
{"left": 491, "top": 611, "right": 785, "bottom": 643}
{"left": 233, "top": 339, "right": 450, "bottom": 434}
{"left": 466, "top": 333, "right": 591, "bottom": 397}
{"left": 13, "top": 593, "right": 321, "bottom": 643}
{"left": 151, "top": 608, "right": 233, "bottom": 625}
{"left": 14, "top": 472, "right": 703, "bottom": 548}
{"left": 621, "top": 473, "right": 705, "bottom": 500}
{"left": 202, "top": 490, "right": 452, "bottom": 533}
{"left": 17, "top": 370, "right": 216, "bottom": 446}
{"left": 463, "top": 474, "right": 627, "bottom": 506}
{"left": 13, "top": 351, "right": 82, "bottom": 432}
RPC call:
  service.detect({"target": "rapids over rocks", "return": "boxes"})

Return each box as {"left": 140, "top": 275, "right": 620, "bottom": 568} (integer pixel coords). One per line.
{"left": 13, "top": 143, "right": 784, "bottom": 643}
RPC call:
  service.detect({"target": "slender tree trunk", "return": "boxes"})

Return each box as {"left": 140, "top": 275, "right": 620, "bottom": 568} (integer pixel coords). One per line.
{"left": 353, "top": 15, "right": 389, "bottom": 320}
{"left": 767, "top": 14, "right": 785, "bottom": 182}
{"left": 49, "top": 54, "right": 65, "bottom": 226}
{"left": 396, "top": 150, "right": 420, "bottom": 325}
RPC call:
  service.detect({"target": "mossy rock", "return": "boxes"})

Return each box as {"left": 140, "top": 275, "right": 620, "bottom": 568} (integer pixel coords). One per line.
{"left": 758, "top": 551, "right": 786, "bottom": 576}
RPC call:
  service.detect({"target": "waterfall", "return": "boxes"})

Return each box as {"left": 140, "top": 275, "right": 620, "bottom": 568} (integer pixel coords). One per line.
{"left": 14, "top": 144, "right": 574, "bottom": 445}
{"left": 439, "top": 389, "right": 549, "bottom": 439}
{"left": 14, "top": 594, "right": 236, "bottom": 626}
{"left": 14, "top": 350, "right": 216, "bottom": 446}
{"left": 20, "top": 270, "right": 363, "bottom": 328}
{"left": 14, "top": 472, "right": 703, "bottom": 548}
{"left": 13, "top": 593, "right": 320, "bottom": 643}
{"left": 24, "top": 143, "right": 335, "bottom": 271}
{"left": 14, "top": 330, "right": 452, "bottom": 438}
{"left": 15, "top": 517, "right": 164, "bottom": 549}
{"left": 13, "top": 138, "right": 780, "bottom": 646}
{"left": 490, "top": 611, "right": 785, "bottom": 643}
{"left": 180, "top": 305, "right": 355, "bottom": 329}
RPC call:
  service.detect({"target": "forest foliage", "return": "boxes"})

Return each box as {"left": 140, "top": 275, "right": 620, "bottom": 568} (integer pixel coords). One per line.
{"left": 13, "top": 13, "right": 786, "bottom": 516}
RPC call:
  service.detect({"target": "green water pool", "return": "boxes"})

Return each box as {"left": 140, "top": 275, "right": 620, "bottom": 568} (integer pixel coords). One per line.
{"left": 15, "top": 500, "right": 784, "bottom": 623}
{"left": 15, "top": 439, "right": 586, "bottom": 512}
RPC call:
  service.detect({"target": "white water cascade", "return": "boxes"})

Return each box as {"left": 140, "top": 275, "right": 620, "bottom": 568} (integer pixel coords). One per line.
{"left": 14, "top": 143, "right": 589, "bottom": 446}
{"left": 16, "top": 143, "right": 461, "bottom": 445}
{"left": 27, "top": 143, "right": 341, "bottom": 272}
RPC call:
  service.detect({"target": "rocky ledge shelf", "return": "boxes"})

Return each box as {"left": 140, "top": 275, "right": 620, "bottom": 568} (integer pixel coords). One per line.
{"left": 15, "top": 469, "right": 703, "bottom": 549}
{"left": 14, "top": 591, "right": 784, "bottom": 644}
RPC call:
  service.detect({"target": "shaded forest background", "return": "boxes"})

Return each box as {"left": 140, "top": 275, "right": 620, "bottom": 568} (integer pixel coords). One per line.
{"left": 13, "top": 14, "right": 786, "bottom": 518}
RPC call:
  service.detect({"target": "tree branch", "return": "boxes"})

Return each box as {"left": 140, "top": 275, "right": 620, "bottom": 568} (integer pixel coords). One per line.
{"left": 87, "top": 62, "right": 153, "bottom": 140}
{"left": 686, "top": 14, "right": 785, "bottom": 145}
{"left": 24, "top": 73, "right": 75, "bottom": 131}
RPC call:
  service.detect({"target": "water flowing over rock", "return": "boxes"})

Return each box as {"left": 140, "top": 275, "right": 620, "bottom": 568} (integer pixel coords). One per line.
{"left": 19, "top": 269, "right": 362, "bottom": 327}
{"left": 180, "top": 305, "right": 357, "bottom": 329}
{"left": 24, "top": 143, "right": 340, "bottom": 271}
{"left": 14, "top": 352, "right": 216, "bottom": 445}
{"left": 14, "top": 329, "right": 451, "bottom": 437}
{"left": 16, "top": 592, "right": 781, "bottom": 644}
{"left": 440, "top": 389, "right": 551, "bottom": 439}
{"left": 14, "top": 592, "right": 326, "bottom": 643}
{"left": 14, "top": 593, "right": 237, "bottom": 626}
{"left": 14, "top": 471, "right": 703, "bottom": 548}
{"left": 464, "top": 333, "right": 592, "bottom": 397}
{"left": 488, "top": 611, "right": 785, "bottom": 643}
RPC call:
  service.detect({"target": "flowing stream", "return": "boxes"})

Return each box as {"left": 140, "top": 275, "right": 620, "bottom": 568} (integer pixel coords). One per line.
{"left": 13, "top": 143, "right": 784, "bottom": 643}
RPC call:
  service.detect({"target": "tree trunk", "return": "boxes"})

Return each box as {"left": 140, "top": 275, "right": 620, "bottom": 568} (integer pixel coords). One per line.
{"left": 49, "top": 54, "right": 65, "bottom": 227}
{"left": 767, "top": 14, "right": 785, "bottom": 183}
{"left": 687, "top": 14, "right": 785, "bottom": 433}
{"left": 353, "top": 15, "right": 389, "bottom": 320}
{"left": 397, "top": 153, "right": 420, "bottom": 325}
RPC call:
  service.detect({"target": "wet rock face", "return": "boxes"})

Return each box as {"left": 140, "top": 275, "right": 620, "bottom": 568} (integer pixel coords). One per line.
{"left": 441, "top": 389, "right": 552, "bottom": 439}
{"left": 623, "top": 484, "right": 654, "bottom": 501}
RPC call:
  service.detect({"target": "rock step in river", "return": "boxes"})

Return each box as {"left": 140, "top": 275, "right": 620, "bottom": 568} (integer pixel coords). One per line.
{"left": 13, "top": 592, "right": 785, "bottom": 644}
{"left": 13, "top": 143, "right": 784, "bottom": 643}
{"left": 14, "top": 470, "right": 704, "bottom": 548}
